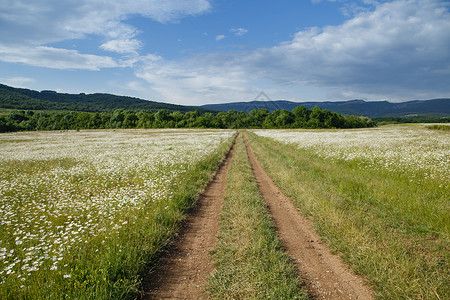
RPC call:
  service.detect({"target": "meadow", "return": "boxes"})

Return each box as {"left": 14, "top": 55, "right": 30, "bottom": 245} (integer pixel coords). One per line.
{"left": 0, "top": 129, "right": 235, "bottom": 299}
{"left": 249, "top": 125, "right": 449, "bottom": 299}
{"left": 1, "top": 125, "right": 448, "bottom": 299}
{"left": 254, "top": 125, "right": 449, "bottom": 183}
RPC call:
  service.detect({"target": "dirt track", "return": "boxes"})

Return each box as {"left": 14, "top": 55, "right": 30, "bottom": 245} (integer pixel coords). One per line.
{"left": 143, "top": 140, "right": 235, "bottom": 299}
{"left": 144, "top": 135, "right": 374, "bottom": 299}
{"left": 243, "top": 136, "right": 374, "bottom": 300}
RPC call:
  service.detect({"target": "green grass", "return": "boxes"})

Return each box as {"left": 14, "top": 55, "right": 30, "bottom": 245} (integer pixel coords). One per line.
{"left": 426, "top": 124, "right": 450, "bottom": 131}
{"left": 246, "top": 131, "right": 449, "bottom": 299}
{"left": 207, "top": 134, "right": 307, "bottom": 299}
{"left": 64, "top": 139, "right": 236, "bottom": 299}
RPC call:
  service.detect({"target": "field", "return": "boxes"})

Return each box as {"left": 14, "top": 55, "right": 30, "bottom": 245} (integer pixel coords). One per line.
{"left": 249, "top": 125, "right": 449, "bottom": 299}
{"left": 0, "top": 129, "right": 235, "bottom": 299}
{"left": 0, "top": 125, "right": 448, "bottom": 299}
{"left": 253, "top": 125, "right": 449, "bottom": 183}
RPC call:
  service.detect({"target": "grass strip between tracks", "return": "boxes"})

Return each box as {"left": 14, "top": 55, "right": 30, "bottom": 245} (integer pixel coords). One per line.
{"left": 207, "top": 135, "right": 307, "bottom": 299}
{"left": 246, "top": 131, "right": 449, "bottom": 299}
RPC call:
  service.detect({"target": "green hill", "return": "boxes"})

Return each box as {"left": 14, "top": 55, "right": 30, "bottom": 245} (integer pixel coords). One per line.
{"left": 0, "top": 83, "right": 212, "bottom": 113}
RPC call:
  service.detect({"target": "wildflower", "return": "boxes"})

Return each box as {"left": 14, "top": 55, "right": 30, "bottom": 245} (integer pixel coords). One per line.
{"left": 0, "top": 129, "right": 235, "bottom": 287}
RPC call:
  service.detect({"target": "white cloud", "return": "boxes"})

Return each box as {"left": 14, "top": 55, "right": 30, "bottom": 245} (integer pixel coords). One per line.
{"left": 136, "top": 0, "right": 450, "bottom": 104}
{"left": 0, "top": 0, "right": 211, "bottom": 43}
{"left": 133, "top": 53, "right": 321, "bottom": 104}
{"left": 0, "top": 46, "right": 120, "bottom": 70}
{"left": 1, "top": 0, "right": 449, "bottom": 103}
{"left": 100, "top": 39, "right": 142, "bottom": 54}
{"left": 135, "top": 55, "right": 258, "bottom": 104}
{"left": 230, "top": 28, "right": 248, "bottom": 36}
{"left": 215, "top": 35, "right": 226, "bottom": 41}
{"left": 0, "top": 0, "right": 210, "bottom": 69}
{"left": 1, "top": 77, "right": 36, "bottom": 88}
{"left": 238, "top": 0, "right": 450, "bottom": 100}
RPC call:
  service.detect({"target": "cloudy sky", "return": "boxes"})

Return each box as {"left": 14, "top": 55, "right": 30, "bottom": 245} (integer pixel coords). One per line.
{"left": 0, "top": 0, "right": 449, "bottom": 105}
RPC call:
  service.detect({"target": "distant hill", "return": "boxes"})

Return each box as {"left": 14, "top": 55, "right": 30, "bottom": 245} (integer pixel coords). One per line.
{"left": 0, "top": 84, "right": 213, "bottom": 113}
{"left": 2, "top": 83, "right": 448, "bottom": 118}
{"left": 201, "top": 99, "right": 450, "bottom": 117}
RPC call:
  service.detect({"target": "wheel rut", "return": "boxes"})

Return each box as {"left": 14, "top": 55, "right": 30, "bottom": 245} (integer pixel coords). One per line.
{"left": 142, "top": 138, "right": 236, "bottom": 299}
{"left": 143, "top": 134, "right": 373, "bottom": 299}
{"left": 243, "top": 135, "right": 374, "bottom": 300}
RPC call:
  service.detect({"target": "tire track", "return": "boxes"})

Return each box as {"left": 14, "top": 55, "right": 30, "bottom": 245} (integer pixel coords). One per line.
{"left": 243, "top": 135, "right": 374, "bottom": 300}
{"left": 143, "top": 138, "right": 236, "bottom": 299}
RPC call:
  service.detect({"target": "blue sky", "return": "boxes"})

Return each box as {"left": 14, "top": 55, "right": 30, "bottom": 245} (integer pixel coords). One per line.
{"left": 0, "top": 0, "right": 449, "bottom": 105}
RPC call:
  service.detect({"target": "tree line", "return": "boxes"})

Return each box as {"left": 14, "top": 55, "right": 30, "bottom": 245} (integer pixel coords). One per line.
{"left": 373, "top": 116, "right": 450, "bottom": 124}
{"left": 0, "top": 106, "right": 374, "bottom": 133}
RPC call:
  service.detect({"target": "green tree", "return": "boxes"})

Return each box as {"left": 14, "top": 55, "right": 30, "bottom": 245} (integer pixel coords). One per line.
{"left": 123, "top": 111, "right": 139, "bottom": 128}
{"left": 275, "top": 109, "right": 295, "bottom": 128}
{"left": 137, "top": 111, "right": 155, "bottom": 128}
{"left": 170, "top": 111, "right": 184, "bottom": 123}
{"left": 292, "top": 105, "right": 310, "bottom": 127}
{"left": 7, "top": 110, "right": 27, "bottom": 123}
{"left": 248, "top": 109, "right": 269, "bottom": 128}
{"left": 195, "top": 112, "right": 215, "bottom": 128}
{"left": 262, "top": 113, "right": 276, "bottom": 128}
{"left": 110, "top": 110, "right": 125, "bottom": 128}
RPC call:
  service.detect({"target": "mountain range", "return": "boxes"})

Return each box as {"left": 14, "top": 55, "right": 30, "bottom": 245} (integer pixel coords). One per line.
{"left": 201, "top": 99, "right": 450, "bottom": 118}
{"left": 1, "top": 83, "right": 449, "bottom": 118}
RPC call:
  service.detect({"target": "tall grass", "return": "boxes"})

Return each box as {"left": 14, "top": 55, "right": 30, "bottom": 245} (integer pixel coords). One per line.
{"left": 246, "top": 130, "right": 449, "bottom": 299}
{"left": 207, "top": 135, "right": 307, "bottom": 299}
{"left": 426, "top": 124, "right": 450, "bottom": 131}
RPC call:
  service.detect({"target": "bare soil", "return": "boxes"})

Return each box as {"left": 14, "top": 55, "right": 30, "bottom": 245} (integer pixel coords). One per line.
{"left": 243, "top": 136, "right": 374, "bottom": 300}
{"left": 143, "top": 135, "right": 374, "bottom": 299}
{"left": 142, "top": 141, "right": 235, "bottom": 299}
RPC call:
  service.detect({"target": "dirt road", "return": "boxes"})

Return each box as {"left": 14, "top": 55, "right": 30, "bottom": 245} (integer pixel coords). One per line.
{"left": 144, "top": 135, "right": 374, "bottom": 299}
{"left": 143, "top": 141, "right": 235, "bottom": 299}
{"left": 243, "top": 136, "right": 374, "bottom": 300}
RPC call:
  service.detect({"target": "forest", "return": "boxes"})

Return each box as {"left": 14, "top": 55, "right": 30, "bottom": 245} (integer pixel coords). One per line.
{"left": 0, "top": 106, "right": 374, "bottom": 132}
{"left": 0, "top": 83, "right": 213, "bottom": 113}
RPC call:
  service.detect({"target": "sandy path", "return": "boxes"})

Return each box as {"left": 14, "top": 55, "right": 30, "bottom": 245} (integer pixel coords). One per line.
{"left": 143, "top": 140, "right": 235, "bottom": 299}
{"left": 243, "top": 135, "right": 374, "bottom": 300}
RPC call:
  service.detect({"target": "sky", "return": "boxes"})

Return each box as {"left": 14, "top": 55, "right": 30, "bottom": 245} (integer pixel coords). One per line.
{"left": 0, "top": 0, "right": 449, "bottom": 106}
